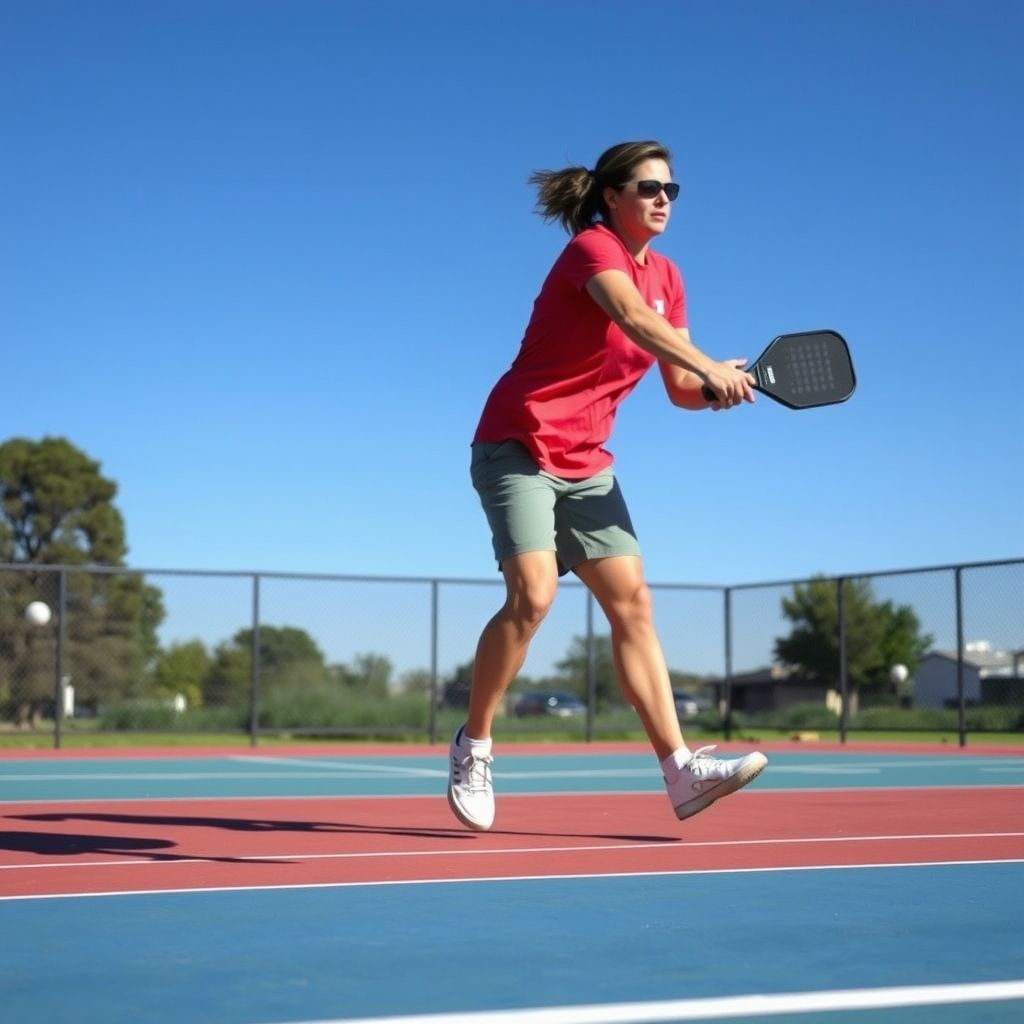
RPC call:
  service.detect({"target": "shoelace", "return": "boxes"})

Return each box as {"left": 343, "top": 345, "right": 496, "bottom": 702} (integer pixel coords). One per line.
{"left": 460, "top": 752, "right": 493, "bottom": 793}
{"left": 685, "top": 745, "right": 725, "bottom": 778}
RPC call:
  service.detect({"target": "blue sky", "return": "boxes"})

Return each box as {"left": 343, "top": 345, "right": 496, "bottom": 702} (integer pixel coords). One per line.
{"left": 3, "top": 2, "right": 1021, "bottom": 675}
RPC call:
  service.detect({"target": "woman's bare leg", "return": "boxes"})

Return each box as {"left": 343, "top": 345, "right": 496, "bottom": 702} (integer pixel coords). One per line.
{"left": 573, "top": 555, "right": 683, "bottom": 761}
{"left": 466, "top": 550, "right": 559, "bottom": 740}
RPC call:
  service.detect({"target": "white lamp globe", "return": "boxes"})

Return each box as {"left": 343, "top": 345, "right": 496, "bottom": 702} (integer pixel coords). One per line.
{"left": 24, "top": 601, "right": 52, "bottom": 627}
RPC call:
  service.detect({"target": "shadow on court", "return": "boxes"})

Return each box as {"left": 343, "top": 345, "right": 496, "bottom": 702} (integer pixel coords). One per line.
{"left": 0, "top": 829, "right": 279, "bottom": 864}
{"left": 10, "top": 812, "right": 679, "bottom": 844}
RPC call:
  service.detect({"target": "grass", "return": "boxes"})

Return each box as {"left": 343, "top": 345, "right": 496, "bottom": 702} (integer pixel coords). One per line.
{"left": 0, "top": 724, "right": 1021, "bottom": 751}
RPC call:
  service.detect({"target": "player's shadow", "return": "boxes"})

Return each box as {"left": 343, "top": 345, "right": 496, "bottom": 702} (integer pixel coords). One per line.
{"left": 11, "top": 812, "right": 678, "bottom": 844}
{"left": 12, "top": 812, "right": 476, "bottom": 842}
{"left": 0, "top": 829, "right": 277, "bottom": 864}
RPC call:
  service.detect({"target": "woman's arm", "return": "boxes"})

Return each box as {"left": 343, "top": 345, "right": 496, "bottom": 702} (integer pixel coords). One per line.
{"left": 659, "top": 336, "right": 714, "bottom": 409}
{"left": 585, "top": 269, "right": 753, "bottom": 406}
{"left": 659, "top": 336, "right": 752, "bottom": 409}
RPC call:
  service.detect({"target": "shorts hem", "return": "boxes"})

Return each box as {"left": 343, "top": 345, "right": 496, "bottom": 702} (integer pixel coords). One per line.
{"left": 564, "top": 540, "right": 642, "bottom": 572}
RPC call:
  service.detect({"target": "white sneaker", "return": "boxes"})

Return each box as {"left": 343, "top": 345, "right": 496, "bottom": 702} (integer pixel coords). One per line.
{"left": 666, "top": 746, "right": 767, "bottom": 821}
{"left": 447, "top": 726, "right": 495, "bottom": 831}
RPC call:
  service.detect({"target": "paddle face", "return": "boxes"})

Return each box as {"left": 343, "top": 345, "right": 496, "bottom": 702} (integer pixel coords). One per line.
{"left": 704, "top": 330, "right": 856, "bottom": 409}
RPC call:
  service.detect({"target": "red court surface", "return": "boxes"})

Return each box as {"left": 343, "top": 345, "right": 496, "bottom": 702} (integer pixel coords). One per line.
{"left": 4, "top": 786, "right": 1022, "bottom": 899}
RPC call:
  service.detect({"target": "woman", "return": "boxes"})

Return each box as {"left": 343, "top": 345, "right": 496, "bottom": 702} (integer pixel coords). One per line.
{"left": 448, "top": 140, "right": 766, "bottom": 831}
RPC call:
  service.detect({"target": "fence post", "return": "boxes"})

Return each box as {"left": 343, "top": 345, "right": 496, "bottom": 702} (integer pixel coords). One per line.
{"left": 722, "top": 587, "right": 733, "bottom": 740}
{"left": 429, "top": 580, "right": 439, "bottom": 745}
{"left": 955, "top": 566, "right": 966, "bottom": 748}
{"left": 249, "top": 574, "right": 261, "bottom": 748}
{"left": 585, "top": 591, "right": 596, "bottom": 742}
{"left": 838, "top": 577, "right": 848, "bottom": 744}
{"left": 53, "top": 569, "right": 67, "bottom": 751}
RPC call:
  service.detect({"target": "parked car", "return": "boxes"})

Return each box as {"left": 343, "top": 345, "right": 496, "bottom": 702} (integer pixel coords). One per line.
{"left": 513, "top": 691, "right": 587, "bottom": 718}
{"left": 673, "top": 691, "right": 708, "bottom": 720}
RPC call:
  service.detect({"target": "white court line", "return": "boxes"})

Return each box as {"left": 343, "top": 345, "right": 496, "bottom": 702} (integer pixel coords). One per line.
{"left": 229, "top": 755, "right": 447, "bottom": 777}
{"left": 764, "top": 759, "right": 1024, "bottom": 774}
{"left": 261, "top": 979, "right": 1024, "bottom": 1024}
{"left": 3, "top": 831, "right": 1022, "bottom": 872}
{"left": 6, "top": 757, "right": 1022, "bottom": 784}
{"left": 231, "top": 755, "right": 1024, "bottom": 772}
{"left": 231, "top": 756, "right": 656, "bottom": 780}
{"left": 3, "top": 857, "right": 1022, "bottom": 901}
{"left": 0, "top": 771, "right": 447, "bottom": 782}
{"left": 500, "top": 763, "right": 1019, "bottom": 778}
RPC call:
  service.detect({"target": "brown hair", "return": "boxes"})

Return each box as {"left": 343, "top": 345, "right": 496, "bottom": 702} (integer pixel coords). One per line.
{"left": 528, "top": 140, "right": 673, "bottom": 235}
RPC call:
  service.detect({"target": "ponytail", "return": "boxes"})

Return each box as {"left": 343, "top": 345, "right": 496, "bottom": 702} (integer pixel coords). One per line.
{"left": 528, "top": 141, "right": 672, "bottom": 235}
{"left": 527, "top": 166, "right": 597, "bottom": 235}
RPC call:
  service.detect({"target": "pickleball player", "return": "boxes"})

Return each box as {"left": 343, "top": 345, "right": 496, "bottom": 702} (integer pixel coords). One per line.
{"left": 448, "top": 140, "right": 766, "bottom": 831}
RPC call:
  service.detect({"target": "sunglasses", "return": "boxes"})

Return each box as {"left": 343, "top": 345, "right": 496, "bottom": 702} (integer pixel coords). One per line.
{"left": 629, "top": 179, "right": 680, "bottom": 201}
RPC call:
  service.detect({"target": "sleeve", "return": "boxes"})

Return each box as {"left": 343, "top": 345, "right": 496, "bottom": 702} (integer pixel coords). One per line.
{"left": 667, "top": 259, "right": 687, "bottom": 329}
{"left": 556, "top": 227, "right": 632, "bottom": 291}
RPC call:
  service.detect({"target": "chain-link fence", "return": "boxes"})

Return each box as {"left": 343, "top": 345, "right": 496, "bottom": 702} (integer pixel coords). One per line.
{"left": 722, "top": 562, "right": 1023, "bottom": 742}
{"left": 1, "top": 559, "right": 1020, "bottom": 748}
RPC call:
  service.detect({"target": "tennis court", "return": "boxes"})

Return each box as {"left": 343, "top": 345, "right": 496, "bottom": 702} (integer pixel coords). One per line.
{"left": 2, "top": 741, "right": 1023, "bottom": 1023}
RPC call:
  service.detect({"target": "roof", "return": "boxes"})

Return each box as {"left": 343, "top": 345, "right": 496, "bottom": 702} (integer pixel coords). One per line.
{"left": 923, "top": 646, "right": 1020, "bottom": 673}
{"left": 708, "top": 664, "right": 798, "bottom": 687}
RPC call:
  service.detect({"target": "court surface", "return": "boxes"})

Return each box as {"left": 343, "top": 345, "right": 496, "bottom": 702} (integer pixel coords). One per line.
{"left": 2, "top": 740, "right": 1022, "bottom": 1023}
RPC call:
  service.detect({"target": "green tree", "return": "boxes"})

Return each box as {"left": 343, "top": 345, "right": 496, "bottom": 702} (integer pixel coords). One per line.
{"left": 203, "top": 640, "right": 251, "bottom": 710}
{"left": 340, "top": 652, "right": 393, "bottom": 698}
{"left": 556, "top": 633, "right": 617, "bottom": 709}
{"left": 0, "top": 437, "right": 125, "bottom": 564}
{"left": 873, "top": 601, "right": 932, "bottom": 683}
{"left": 397, "top": 668, "right": 433, "bottom": 698}
{"left": 0, "top": 437, "right": 165, "bottom": 723}
{"left": 236, "top": 625, "right": 327, "bottom": 683}
{"left": 203, "top": 625, "right": 328, "bottom": 708}
{"left": 774, "top": 577, "right": 932, "bottom": 692}
{"left": 441, "top": 659, "right": 475, "bottom": 708}
{"left": 152, "top": 640, "right": 211, "bottom": 710}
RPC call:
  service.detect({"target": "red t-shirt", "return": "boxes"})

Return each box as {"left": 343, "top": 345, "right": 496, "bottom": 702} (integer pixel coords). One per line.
{"left": 473, "top": 223, "right": 687, "bottom": 478}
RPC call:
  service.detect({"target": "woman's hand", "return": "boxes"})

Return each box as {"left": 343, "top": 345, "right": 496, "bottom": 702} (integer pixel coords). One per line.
{"left": 702, "top": 359, "right": 755, "bottom": 409}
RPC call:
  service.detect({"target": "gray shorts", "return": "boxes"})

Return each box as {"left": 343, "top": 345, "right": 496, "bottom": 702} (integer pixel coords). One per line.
{"left": 470, "top": 440, "right": 641, "bottom": 575}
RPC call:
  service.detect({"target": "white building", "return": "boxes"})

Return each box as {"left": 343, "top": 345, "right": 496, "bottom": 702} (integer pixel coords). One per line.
{"left": 913, "top": 641, "right": 1023, "bottom": 709}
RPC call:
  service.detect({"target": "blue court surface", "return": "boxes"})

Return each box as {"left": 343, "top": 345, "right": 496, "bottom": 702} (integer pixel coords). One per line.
{"left": 1, "top": 743, "right": 1022, "bottom": 1023}
{"left": 1, "top": 749, "right": 1022, "bottom": 801}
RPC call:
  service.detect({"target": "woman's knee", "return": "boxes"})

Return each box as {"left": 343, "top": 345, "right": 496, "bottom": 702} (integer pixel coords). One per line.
{"left": 576, "top": 556, "right": 655, "bottom": 630}
{"left": 506, "top": 579, "right": 556, "bottom": 631}
{"left": 607, "top": 580, "right": 655, "bottom": 632}
{"left": 501, "top": 553, "right": 558, "bottom": 632}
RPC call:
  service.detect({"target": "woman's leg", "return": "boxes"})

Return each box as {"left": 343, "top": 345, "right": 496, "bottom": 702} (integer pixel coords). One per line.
{"left": 572, "top": 554, "right": 683, "bottom": 761}
{"left": 575, "top": 554, "right": 767, "bottom": 820}
{"left": 466, "top": 549, "right": 559, "bottom": 739}
{"left": 448, "top": 550, "right": 558, "bottom": 831}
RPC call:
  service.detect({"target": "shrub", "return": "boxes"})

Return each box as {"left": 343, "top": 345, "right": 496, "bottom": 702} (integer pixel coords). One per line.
{"left": 257, "top": 683, "right": 430, "bottom": 732}
{"left": 99, "top": 700, "right": 246, "bottom": 731}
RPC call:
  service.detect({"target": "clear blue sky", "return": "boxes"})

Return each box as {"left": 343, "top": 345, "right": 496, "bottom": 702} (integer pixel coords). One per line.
{"left": 3, "top": 2, "right": 1021, "bottom": 674}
